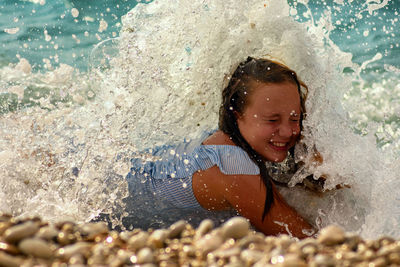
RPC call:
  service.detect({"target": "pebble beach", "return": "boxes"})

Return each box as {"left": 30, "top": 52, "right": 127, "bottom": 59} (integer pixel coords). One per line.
{"left": 0, "top": 213, "right": 399, "bottom": 267}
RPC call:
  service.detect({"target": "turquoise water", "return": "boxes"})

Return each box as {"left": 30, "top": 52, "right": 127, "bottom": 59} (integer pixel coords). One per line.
{"left": 0, "top": 0, "right": 399, "bottom": 238}
{"left": 2, "top": 1, "right": 399, "bottom": 74}
{"left": 0, "top": 0, "right": 137, "bottom": 71}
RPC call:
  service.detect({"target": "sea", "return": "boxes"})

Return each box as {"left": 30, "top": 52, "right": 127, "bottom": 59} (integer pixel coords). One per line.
{"left": 0, "top": 0, "right": 399, "bottom": 239}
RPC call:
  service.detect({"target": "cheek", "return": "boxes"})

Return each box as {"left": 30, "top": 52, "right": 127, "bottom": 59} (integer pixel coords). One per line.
{"left": 293, "top": 124, "right": 301, "bottom": 135}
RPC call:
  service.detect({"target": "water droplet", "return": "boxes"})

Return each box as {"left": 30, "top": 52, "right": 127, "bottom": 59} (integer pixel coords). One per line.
{"left": 71, "top": 8, "right": 79, "bottom": 18}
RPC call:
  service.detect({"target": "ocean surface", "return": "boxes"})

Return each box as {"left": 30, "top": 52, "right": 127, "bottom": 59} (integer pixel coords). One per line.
{"left": 0, "top": 0, "right": 399, "bottom": 238}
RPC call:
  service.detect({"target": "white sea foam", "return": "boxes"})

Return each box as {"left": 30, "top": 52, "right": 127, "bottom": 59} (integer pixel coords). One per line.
{"left": 0, "top": 0, "right": 398, "bottom": 237}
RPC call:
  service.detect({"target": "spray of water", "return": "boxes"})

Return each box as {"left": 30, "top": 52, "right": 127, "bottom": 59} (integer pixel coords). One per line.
{"left": 0, "top": 0, "right": 399, "bottom": 238}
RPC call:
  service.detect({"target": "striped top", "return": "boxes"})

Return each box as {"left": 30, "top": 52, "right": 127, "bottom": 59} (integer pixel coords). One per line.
{"left": 124, "top": 138, "right": 260, "bottom": 228}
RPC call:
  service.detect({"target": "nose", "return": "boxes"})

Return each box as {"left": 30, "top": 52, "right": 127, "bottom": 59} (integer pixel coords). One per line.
{"left": 278, "top": 123, "right": 293, "bottom": 138}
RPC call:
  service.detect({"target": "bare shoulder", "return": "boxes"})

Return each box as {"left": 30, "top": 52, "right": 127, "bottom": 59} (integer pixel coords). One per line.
{"left": 192, "top": 166, "right": 231, "bottom": 210}
{"left": 202, "top": 130, "right": 236, "bottom": 146}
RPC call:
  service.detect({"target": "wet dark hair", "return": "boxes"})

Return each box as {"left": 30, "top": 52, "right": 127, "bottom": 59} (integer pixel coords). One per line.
{"left": 219, "top": 57, "right": 308, "bottom": 221}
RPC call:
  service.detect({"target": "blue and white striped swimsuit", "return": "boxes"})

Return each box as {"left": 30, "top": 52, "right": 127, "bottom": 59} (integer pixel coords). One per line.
{"left": 124, "top": 137, "right": 260, "bottom": 230}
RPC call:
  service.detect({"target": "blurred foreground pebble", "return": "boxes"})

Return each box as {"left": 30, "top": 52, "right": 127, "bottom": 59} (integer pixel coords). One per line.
{"left": 0, "top": 212, "right": 399, "bottom": 266}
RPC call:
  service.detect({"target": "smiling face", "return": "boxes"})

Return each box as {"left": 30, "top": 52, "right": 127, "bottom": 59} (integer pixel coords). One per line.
{"left": 236, "top": 81, "right": 301, "bottom": 162}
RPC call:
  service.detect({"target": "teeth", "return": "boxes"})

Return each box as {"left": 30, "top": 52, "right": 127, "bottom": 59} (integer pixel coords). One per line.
{"left": 272, "top": 142, "right": 286, "bottom": 147}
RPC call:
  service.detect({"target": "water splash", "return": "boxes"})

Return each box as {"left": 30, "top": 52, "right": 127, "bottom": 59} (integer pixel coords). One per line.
{"left": 0, "top": 0, "right": 399, "bottom": 238}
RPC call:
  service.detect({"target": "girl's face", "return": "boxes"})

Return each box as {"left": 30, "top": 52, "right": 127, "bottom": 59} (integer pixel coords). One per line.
{"left": 236, "top": 82, "right": 301, "bottom": 162}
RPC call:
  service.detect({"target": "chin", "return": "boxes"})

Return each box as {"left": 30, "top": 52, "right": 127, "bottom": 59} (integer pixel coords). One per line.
{"left": 265, "top": 153, "right": 288, "bottom": 163}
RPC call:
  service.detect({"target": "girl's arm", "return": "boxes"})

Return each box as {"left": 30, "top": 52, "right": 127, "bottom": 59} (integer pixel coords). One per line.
{"left": 193, "top": 166, "right": 315, "bottom": 238}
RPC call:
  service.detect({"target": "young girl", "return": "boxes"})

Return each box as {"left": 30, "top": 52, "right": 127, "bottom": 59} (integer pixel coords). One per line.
{"left": 124, "top": 57, "right": 314, "bottom": 238}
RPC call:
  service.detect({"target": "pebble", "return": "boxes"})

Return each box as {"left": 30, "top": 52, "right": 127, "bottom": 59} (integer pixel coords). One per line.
{"left": 0, "top": 251, "right": 24, "bottom": 267}
{"left": 195, "top": 233, "right": 224, "bottom": 255}
{"left": 240, "top": 248, "right": 264, "bottom": 264}
{"left": 147, "top": 229, "right": 168, "bottom": 248}
{"left": 57, "top": 242, "right": 92, "bottom": 259}
{"left": 137, "top": 247, "right": 154, "bottom": 264}
{"left": 36, "top": 225, "right": 59, "bottom": 240}
{"left": 221, "top": 217, "right": 250, "bottom": 240}
{"left": 80, "top": 222, "right": 109, "bottom": 240}
{"left": 18, "top": 237, "right": 53, "bottom": 258}
{"left": 4, "top": 221, "right": 39, "bottom": 243}
{"left": 168, "top": 220, "right": 187, "bottom": 239}
{"left": 0, "top": 213, "right": 398, "bottom": 266}
{"left": 194, "top": 218, "right": 214, "bottom": 240}
{"left": 128, "top": 231, "right": 149, "bottom": 250}
{"left": 317, "top": 224, "right": 346, "bottom": 245}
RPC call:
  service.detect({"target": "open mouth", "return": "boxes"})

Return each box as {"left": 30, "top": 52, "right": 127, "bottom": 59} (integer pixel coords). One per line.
{"left": 269, "top": 142, "right": 289, "bottom": 151}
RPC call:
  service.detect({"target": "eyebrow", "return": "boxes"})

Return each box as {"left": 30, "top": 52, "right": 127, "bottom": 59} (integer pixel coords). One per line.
{"left": 262, "top": 112, "right": 300, "bottom": 117}
{"left": 261, "top": 114, "right": 280, "bottom": 118}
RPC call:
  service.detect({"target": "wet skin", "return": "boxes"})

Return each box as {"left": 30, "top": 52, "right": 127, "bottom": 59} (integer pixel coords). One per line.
{"left": 192, "top": 82, "right": 313, "bottom": 238}
{"left": 236, "top": 81, "right": 301, "bottom": 162}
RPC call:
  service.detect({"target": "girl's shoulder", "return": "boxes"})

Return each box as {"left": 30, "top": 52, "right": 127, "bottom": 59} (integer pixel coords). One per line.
{"left": 196, "top": 131, "right": 259, "bottom": 176}
{"left": 202, "top": 130, "right": 236, "bottom": 146}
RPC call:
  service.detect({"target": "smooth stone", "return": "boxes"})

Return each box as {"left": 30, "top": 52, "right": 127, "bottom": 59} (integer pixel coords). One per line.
{"left": 92, "top": 243, "right": 110, "bottom": 257}
{"left": 221, "top": 217, "right": 250, "bottom": 240}
{"left": 371, "top": 257, "right": 387, "bottom": 267}
{"left": 317, "top": 225, "right": 346, "bottom": 246}
{"left": 182, "top": 244, "right": 196, "bottom": 257}
{"left": 137, "top": 247, "right": 155, "bottom": 264}
{"left": 69, "top": 254, "right": 85, "bottom": 265}
{"left": 119, "top": 231, "right": 134, "bottom": 242}
{"left": 168, "top": 220, "right": 187, "bottom": 239}
{"left": 282, "top": 253, "right": 307, "bottom": 267}
{"left": 87, "top": 254, "right": 106, "bottom": 265}
{"left": 0, "top": 241, "right": 19, "bottom": 255}
{"left": 378, "top": 236, "right": 395, "bottom": 246}
{"left": 252, "top": 258, "right": 272, "bottom": 267}
{"left": 240, "top": 249, "right": 264, "bottom": 264}
{"left": 287, "top": 243, "right": 301, "bottom": 255}
{"left": 388, "top": 252, "right": 400, "bottom": 264}
{"left": 225, "top": 260, "right": 245, "bottom": 267}
{"left": 195, "top": 219, "right": 214, "bottom": 240}
{"left": 0, "top": 222, "right": 12, "bottom": 236}
{"left": 237, "top": 233, "right": 265, "bottom": 249}
{"left": 57, "top": 231, "right": 76, "bottom": 245}
{"left": 80, "top": 222, "right": 109, "bottom": 239}
{"left": 312, "top": 254, "right": 336, "bottom": 267}
{"left": 57, "top": 242, "right": 92, "bottom": 259}
{"left": 342, "top": 251, "right": 363, "bottom": 262}
{"left": 213, "top": 247, "right": 241, "bottom": 258}
{"left": 4, "top": 221, "right": 39, "bottom": 243}
{"left": 363, "top": 249, "right": 375, "bottom": 260}
{"left": 0, "top": 213, "right": 12, "bottom": 222}
{"left": 18, "top": 238, "right": 53, "bottom": 259}
{"left": 109, "top": 257, "right": 125, "bottom": 267}
{"left": 128, "top": 231, "right": 149, "bottom": 250}
{"left": 147, "top": 229, "right": 168, "bottom": 249}
{"left": 301, "top": 242, "right": 318, "bottom": 256}
{"left": 0, "top": 251, "right": 24, "bottom": 267}
{"left": 36, "top": 226, "right": 59, "bottom": 240}
{"left": 344, "top": 233, "right": 362, "bottom": 250}
{"left": 195, "top": 233, "right": 224, "bottom": 254}
{"left": 116, "top": 249, "right": 133, "bottom": 263}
